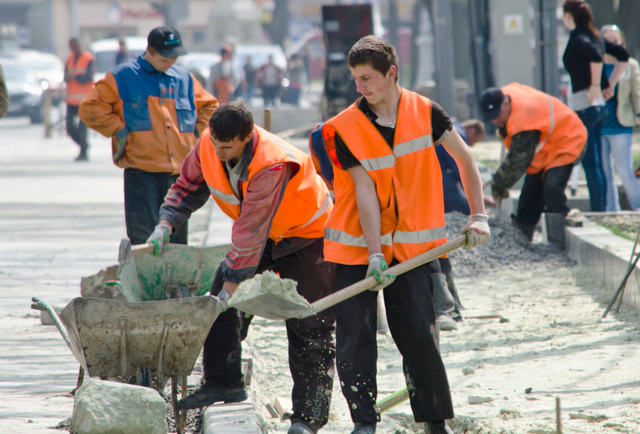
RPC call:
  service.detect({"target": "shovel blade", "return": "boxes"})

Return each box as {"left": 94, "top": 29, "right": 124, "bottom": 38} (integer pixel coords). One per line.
{"left": 230, "top": 293, "right": 310, "bottom": 320}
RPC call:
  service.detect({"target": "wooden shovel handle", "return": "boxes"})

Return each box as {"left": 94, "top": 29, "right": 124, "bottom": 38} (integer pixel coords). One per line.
{"left": 306, "top": 235, "right": 467, "bottom": 316}
{"left": 131, "top": 243, "right": 156, "bottom": 256}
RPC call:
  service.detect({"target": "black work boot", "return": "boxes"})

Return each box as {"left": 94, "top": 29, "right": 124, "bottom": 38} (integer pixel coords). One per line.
{"left": 541, "top": 212, "right": 566, "bottom": 252}
{"left": 511, "top": 218, "right": 536, "bottom": 242}
{"left": 177, "top": 383, "right": 247, "bottom": 409}
{"left": 424, "top": 421, "right": 454, "bottom": 434}
{"left": 351, "top": 422, "right": 376, "bottom": 434}
{"left": 432, "top": 273, "right": 457, "bottom": 331}
{"left": 288, "top": 420, "right": 316, "bottom": 434}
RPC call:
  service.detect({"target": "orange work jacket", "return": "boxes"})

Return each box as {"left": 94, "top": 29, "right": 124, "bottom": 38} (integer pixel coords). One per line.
{"left": 502, "top": 83, "right": 587, "bottom": 174}
{"left": 200, "top": 126, "right": 332, "bottom": 241}
{"left": 65, "top": 51, "right": 94, "bottom": 105}
{"left": 322, "top": 89, "right": 447, "bottom": 265}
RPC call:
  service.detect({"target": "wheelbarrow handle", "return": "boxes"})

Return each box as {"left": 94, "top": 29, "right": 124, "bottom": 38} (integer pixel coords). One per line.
{"left": 302, "top": 235, "right": 467, "bottom": 318}
{"left": 31, "top": 297, "right": 74, "bottom": 353}
{"left": 131, "top": 243, "right": 156, "bottom": 256}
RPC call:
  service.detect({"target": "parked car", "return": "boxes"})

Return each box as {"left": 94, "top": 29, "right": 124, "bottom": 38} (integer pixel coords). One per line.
{"left": 1, "top": 59, "right": 44, "bottom": 123}
{"left": 0, "top": 49, "right": 65, "bottom": 105}
{"left": 90, "top": 36, "right": 147, "bottom": 81}
{"left": 175, "top": 52, "right": 222, "bottom": 88}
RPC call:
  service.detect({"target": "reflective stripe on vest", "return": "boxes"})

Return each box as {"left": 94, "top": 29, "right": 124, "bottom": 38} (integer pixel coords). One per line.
{"left": 360, "top": 134, "right": 432, "bottom": 171}
{"left": 297, "top": 193, "right": 332, "bottom": 230}
{"left": 393, "top": 225, "right": 447, "bottom": 244}
{"left": 534, "top": 95, "right": 555, "bottom": 155}
{"left": 325, "top": 228, "right": 393, "bottom": 247}
{"left": 207, "top": 185, "right": 240, "bottom": 205}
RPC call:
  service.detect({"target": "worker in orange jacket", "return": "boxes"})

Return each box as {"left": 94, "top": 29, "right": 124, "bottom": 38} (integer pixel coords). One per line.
{"left": 480, "top": 84, "right": 587, "bottom": 246}
{"left": 65, "top": 38, "right": 95, "bottom": 161}
{"left": 321, "top": 36, "right": 490, "bottom": 434}
{"left": 150, "top": 103, "right": 336, "bottom": 434}
{"left": 79, "top": 27, "right": 217, "bottom": 246}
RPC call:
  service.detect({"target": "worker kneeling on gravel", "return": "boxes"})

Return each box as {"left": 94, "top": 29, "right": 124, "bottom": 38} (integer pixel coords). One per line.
{"left": 480, "top": 84, "right": 587, "bottom": 247}
{"left": 321, "top": 36, "right": 490, "bottom": 434}
{"left": 147, "top": 103, "right": 336, "bottom": 434}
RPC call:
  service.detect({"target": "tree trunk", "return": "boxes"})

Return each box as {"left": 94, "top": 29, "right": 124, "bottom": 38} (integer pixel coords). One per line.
{"left": 587, "top": 0, "right": 614, "bottom": 28}
{"left": 267, "top": 0, "right": 289, "bottom": 49}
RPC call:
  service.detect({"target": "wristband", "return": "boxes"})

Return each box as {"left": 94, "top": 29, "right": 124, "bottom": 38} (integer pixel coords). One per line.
{"left": 470, "top": 213, "right": 489, "bottom": 222}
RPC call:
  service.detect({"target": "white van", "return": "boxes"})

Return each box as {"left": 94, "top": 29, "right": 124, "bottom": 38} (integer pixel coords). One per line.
{"left": 90, "top": 36, "right": 148, "bottom": 81}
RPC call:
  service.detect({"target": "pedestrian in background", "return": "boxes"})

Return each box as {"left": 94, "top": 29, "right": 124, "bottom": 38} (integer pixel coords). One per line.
{"left": 257, "top": 54, "right": 283, "bottom": 106}
{"left": 599, "top": 24, "right": 640, "bottom": 211}
{"left": 242, "top": 55, "right": 256, "bottom": 104}
{"left": 79, "top": 26, "right": 217, "bottom": 245}
{"left": 115, "top": 39, "right": 131, "bottom": 65}
{"left": 209, "top": 45, "right": 238, "bottom": 104}
{"left": 0, "top": 64, "right": 8, "bottom": 119}
{"left": 64, "top": 38, "right": 95, "bottom": 161}
{"left": 287, "top": 53, "right": 305, "bottom": 106}
{"left": 562, "top": 0, "right": 629, "bottom": 211}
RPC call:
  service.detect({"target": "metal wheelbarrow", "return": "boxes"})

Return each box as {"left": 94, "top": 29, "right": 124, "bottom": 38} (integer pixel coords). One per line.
{"left": 32, "top": 240, "right": 231, "bottom": 434}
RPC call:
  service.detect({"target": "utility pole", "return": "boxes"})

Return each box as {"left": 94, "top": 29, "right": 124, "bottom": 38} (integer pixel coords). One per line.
{"left": 431, "top": 0, "right": 455, "bottom": 114}
{"left": 388, "top": 0, "right": 399, "bottom": 52}
{"left": 535, "top": 0, "right": 558, "bottom": 97}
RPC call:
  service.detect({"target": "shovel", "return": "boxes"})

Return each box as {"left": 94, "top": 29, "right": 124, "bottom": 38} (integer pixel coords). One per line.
{"left": 230, "top": 235, "right": 468, "bottom": 320}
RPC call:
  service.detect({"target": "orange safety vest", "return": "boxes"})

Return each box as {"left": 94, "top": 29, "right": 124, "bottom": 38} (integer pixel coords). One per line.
{"left": 502, "top": 83, "right": 587, "bottom": 174}
{"left": 66, "top": 51, "right": 94, "bottom": 105}
{"left": 200, "top": 126, "right": 332, "bottom": 241}
{"left": 322, "top": 89, "right": 447, "bottom": 265}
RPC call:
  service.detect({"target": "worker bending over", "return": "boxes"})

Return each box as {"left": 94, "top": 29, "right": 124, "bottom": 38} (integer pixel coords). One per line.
{"left": 148, "top": 103, "right": 335, "bottom": 434}
{"left": 321, "top": 36, "right": 490, "bottom": 434}
{"left": 480, "top": 84, "right": 587, "bottom": 247}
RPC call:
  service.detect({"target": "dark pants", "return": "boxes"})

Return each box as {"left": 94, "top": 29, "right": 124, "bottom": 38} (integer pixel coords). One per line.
{"left": 513, "top": 163, "right": 574, "bottom": 226}
{"left": 263, "top": 85, "right": 279, "bottom": 106}
{"left": 335, "top": 261, "right": 453, "bottom": 424}
{"left": 123, "top": 168, "right": 188, "bottom": 245}
{"left": 204, "top": 239, "right": 336, "bottom": 431}
{"left": 576, "top": 105, "right": 607, "bottom": 211}
{"left": 66, "top": 104, "right": 88, "bottom": 156}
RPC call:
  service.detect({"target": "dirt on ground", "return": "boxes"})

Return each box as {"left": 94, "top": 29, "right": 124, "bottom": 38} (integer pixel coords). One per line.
{"left": 588, "top": 214, "right": 640, "bottom": 243}
{"left": 244, "top": 214, "right": 640, "bottom": 434}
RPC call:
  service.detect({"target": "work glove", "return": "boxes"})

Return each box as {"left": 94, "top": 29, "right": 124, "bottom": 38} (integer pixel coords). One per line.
{"left": 146, "top": 222, "right": 171, "bottom": 254}
{"left": 216, "top": 289, "right": 231, "bottom": 312}
{"left": 462, "top": 213, "right": 491, "bottom": 250}
{"left": 113, "top": 136, "right": 128, "bottom": 161}
{"left": 367, "top": 253, "right": 396, "bottom": 291}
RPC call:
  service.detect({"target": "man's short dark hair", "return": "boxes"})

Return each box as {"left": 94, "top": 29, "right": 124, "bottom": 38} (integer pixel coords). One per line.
{"left": 208, "top": 102, "right": 254, "bottom": 142}
{"left": 348, "top": 35, "right": 399, "bottom": 82}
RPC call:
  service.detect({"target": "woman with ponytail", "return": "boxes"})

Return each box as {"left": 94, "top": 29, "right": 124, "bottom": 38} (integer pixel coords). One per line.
{"left": 562, "top": 0, "right": 629, "bottom": 212}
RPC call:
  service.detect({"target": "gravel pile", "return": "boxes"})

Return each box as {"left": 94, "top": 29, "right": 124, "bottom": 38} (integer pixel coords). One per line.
{"left": 445, "top": 212, "right": 569, "bottom": 277}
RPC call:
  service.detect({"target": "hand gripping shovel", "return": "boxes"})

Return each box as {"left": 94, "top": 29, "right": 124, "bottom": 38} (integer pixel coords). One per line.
{"left": 230, "top": 235, "right": 468, "bottom": 320}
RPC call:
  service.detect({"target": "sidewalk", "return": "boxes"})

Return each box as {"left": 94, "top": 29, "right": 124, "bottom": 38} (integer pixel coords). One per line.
{"left": 0, "top": 120, "right": 218, "bottom": 433}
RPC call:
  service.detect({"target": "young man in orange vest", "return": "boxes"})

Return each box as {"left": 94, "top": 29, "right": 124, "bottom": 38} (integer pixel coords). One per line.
{"left": 149, "top": 103, "right": 336, "bottom": 434}
{"left": 321, "top": 36, "right": 490, "bottom": 434}
{"left": 480, "top": 84, "right": 587, "bottom": 246}
{"left": 64, "top": 38, "right": 95, "bottom": 161}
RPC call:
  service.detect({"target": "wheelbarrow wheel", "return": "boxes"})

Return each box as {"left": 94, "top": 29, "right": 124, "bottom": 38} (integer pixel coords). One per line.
{"left": 136, "top": 367, "right": 151, "bottom": 387}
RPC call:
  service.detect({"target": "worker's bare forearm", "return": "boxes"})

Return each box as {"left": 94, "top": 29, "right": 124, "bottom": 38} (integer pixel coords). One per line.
{"left": 349, "top": 165, "right": 383, "bottom": 256}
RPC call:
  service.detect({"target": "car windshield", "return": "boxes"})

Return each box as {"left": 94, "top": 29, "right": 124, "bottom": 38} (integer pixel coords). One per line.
{"left": 187, "top": 58, "right": 218, "bottom": 69}
{"left": 2, "top": 63, "right": 34, "bottom": 82}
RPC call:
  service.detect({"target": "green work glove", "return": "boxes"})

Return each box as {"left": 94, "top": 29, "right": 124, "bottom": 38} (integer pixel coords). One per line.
{"left": 366, "top": 253, "right": 396, "bottom": 291}
{"left": 146, "top": 222, "right": 171, "bottom": 254}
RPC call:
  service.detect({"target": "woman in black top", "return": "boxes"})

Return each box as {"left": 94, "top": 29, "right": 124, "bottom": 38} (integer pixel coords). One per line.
{"left": 562, "top": 0, "right": 629, "bottom": 212}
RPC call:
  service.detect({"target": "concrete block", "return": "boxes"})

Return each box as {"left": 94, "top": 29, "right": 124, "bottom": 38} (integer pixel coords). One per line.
{"left": 71, "top": 378, "right": 167, "bottom": 434}
{"left": 203, "top": 400, "right": 263, "bottom": 434}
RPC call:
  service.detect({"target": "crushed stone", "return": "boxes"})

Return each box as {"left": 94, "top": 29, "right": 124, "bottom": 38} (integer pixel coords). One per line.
{"left": 445, "top": 212, "right": 570, "bottom": 277}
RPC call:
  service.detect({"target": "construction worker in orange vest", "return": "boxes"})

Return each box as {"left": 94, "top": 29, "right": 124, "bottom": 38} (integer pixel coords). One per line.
{"left": 321, "top": 36, "right": 490, "bottom": 434}
{"left": 149, "top": 103, "right": 336, "bottom": 434}
{"left": 64, "top": 38, "right": 95, "bottom": 161}
{"left": 480, "top": 84, "right": 587, "bottom": 248}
